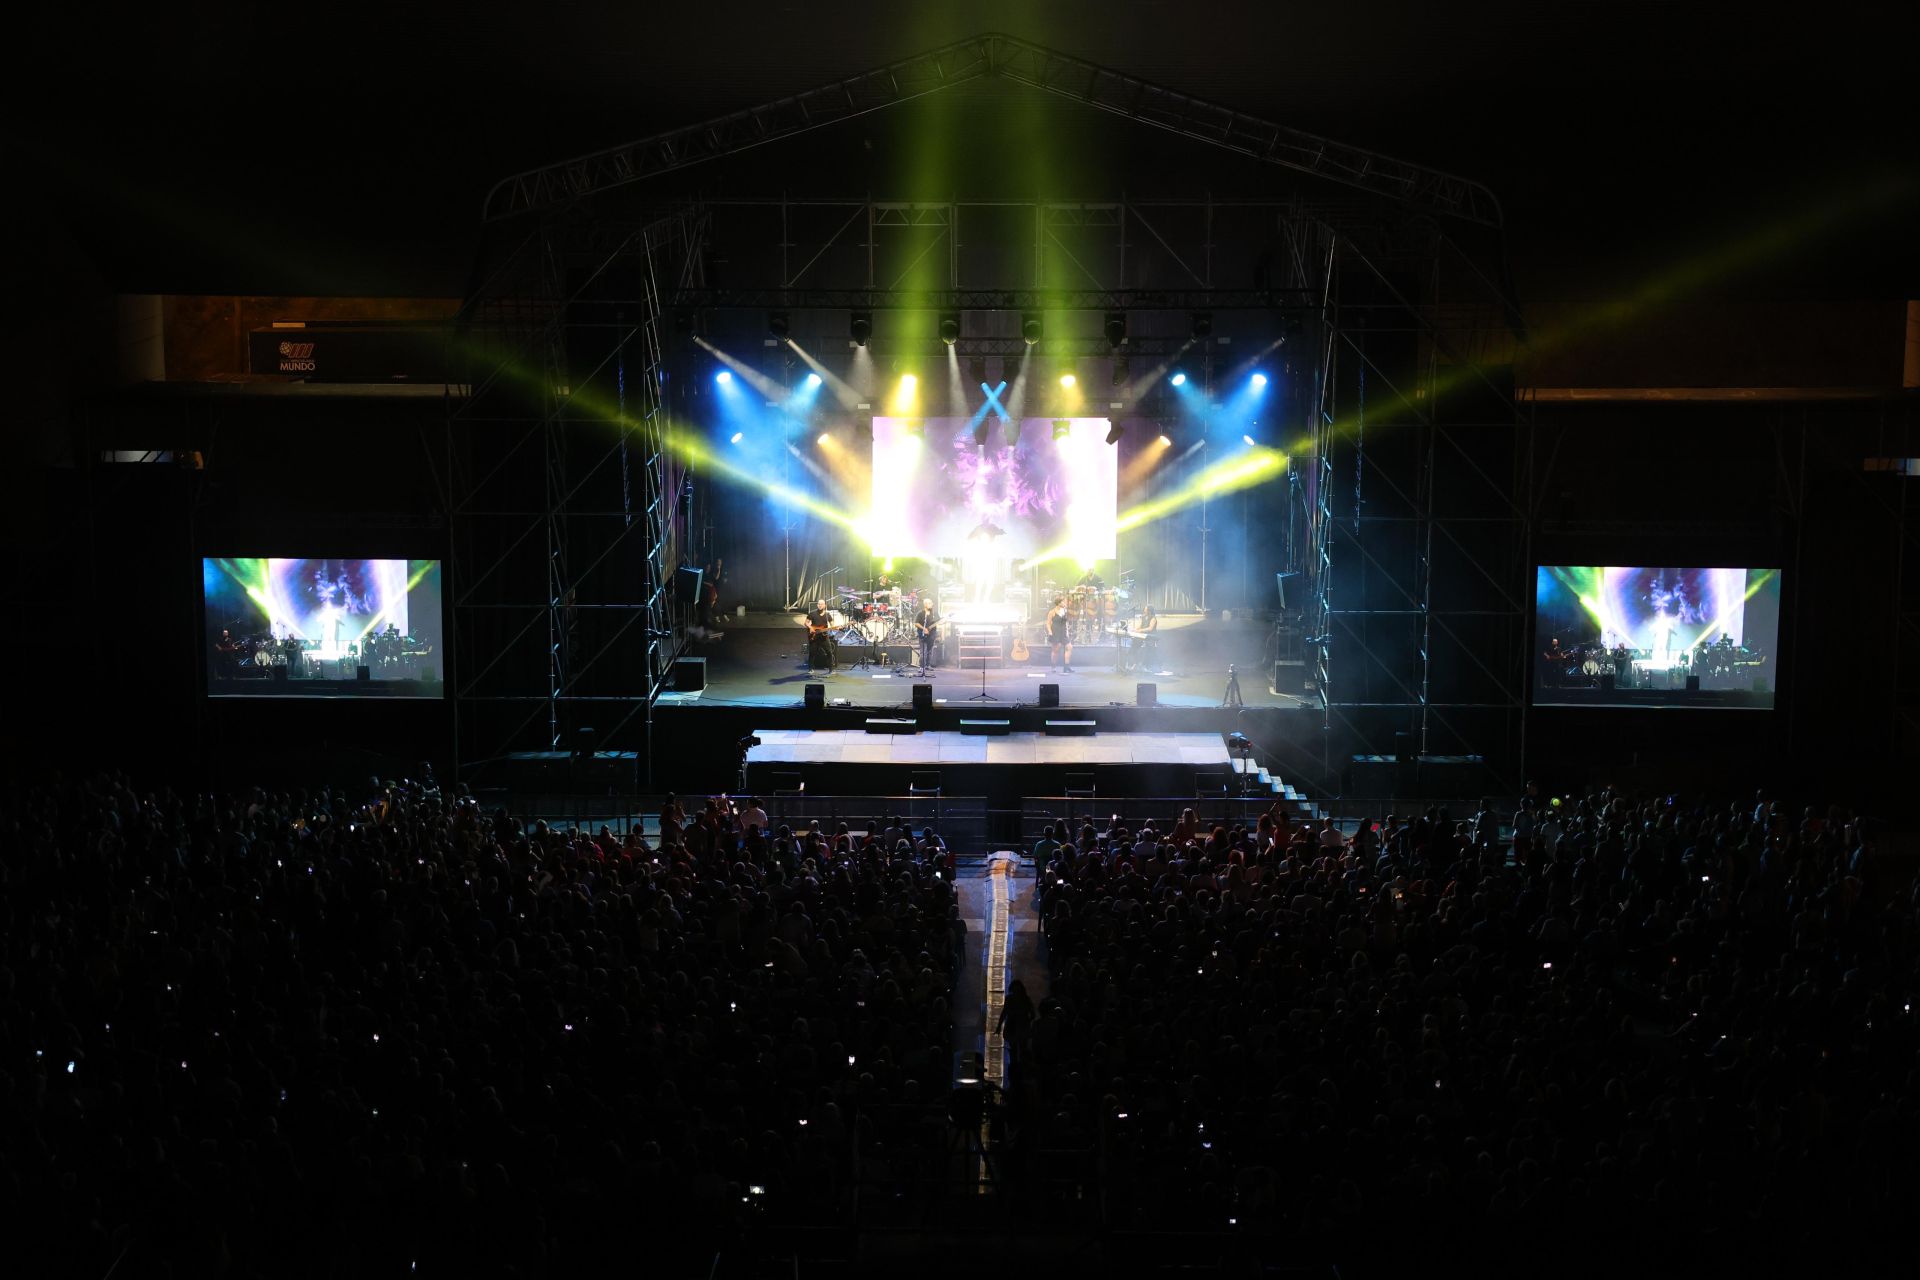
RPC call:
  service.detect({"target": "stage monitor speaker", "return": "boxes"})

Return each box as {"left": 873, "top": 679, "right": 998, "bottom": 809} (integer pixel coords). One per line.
{"left": 1271, "top": 659, "right": 1307, "bottom": 695}
{"left": 355, "top": 666, "right": 370, "bottom": 682}
{"left": 674, "top": 564, "right": 704, "bottom": 605}
{"left": 804, "top": 683, "right": 825, "bottom": 710}
{"left": 1137, "top": 682, "right": 1157, "bottom": 707}
{"left": 1685, "top": 675, "right": 1701, "bottom": 692}
{"left": 912, "top": 683, "right": 933, "bottom": 712}
{"left": 1037, "top": 683, "right": 1060, "bottom": 708}
{"left": 671, "top": 657, "right": 707, "bottom": 692}
{"left": 1600, "top": 673, "right": 1615, "bottom": 691}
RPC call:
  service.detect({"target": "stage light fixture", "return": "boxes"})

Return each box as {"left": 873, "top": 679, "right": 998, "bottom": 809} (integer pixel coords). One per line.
{"left": 768, "top": 311, "right": 791, "bottom": 340}
{"left": 805, "top": 372, "right": 821, "bottom": 387}
{"left": 1251, "top": 372, "right": 1268, "bottom": 389}
{"left": 1059, "top": 373, "right": 1076, "bottom": 389}
{"left": 1105, "top": 423, "right": 1125, "bottom": 445}
{"left": 1051, "top": 419, "right": 1072, "bottom": 441}
{"left": 730, "top": 431, "right": 744, "bottom": 444}
{"left": 850, "top": 311, "right": 873, "bottom": 346}
{"left": 900, "top": 373, "right": 917, "bottom": 390}
{"left": 1104, "top": 311, "right": 1127, "bottom": 349}
{"left": 714, "top": 370, "right": 732, "bottom": 385}
{"left": 1190, "top": 311, "right": 1213, "bottom": 339}
{"left": 817, "top": 433, "right": 831, "bottom": 446}
{"left": 938, "top": 312, "right": 961, "bottom": 345}
{"left": 1243, "top": 434, "right": 1257, "bottom": 446}
{"left": 1157, "top": 434, "right": 1172, "bottom": 446}
{"left": 1170, "top": 371, "right": 1188, "bottom": 387}
{"left": 1021, "top": 312, "right": 1044, "bottom": 345}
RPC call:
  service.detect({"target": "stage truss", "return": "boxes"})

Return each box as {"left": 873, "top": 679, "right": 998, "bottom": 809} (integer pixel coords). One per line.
{"left": 448, "top": 32, "right": 1535, "bottom": 787}
{"left": 446, "top": 209, "right": 706, "bottom": 786}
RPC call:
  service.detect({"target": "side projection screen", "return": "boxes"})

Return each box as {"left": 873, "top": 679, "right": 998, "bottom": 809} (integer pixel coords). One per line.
{"left": 1534, "top": 566, "right": 1780, "bottom": 708}
{"left": 205, "top": 558, "right": 444, "bottom": 697}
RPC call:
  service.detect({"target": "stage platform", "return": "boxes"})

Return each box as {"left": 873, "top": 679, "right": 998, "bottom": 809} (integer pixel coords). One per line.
{"left": 665, "top": 612, "right": 1303, "bottom": 711}
{"left": 742, "top": 728, "right": 1288, "bottom": 807}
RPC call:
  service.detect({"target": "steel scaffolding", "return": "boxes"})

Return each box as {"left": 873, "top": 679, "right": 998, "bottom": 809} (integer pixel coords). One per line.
{"left": 447, "top": 209, "right": 705, "bottom": 785}
{"left": 1301, "top": 217, "right": 1533, "bottom": 789}
{"left": 482, "top": 35, "right": 1502, "bottom": 229}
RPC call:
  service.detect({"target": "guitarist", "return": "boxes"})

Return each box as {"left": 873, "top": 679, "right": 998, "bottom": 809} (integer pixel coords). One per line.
{"left": 915, "top": 601, "right": 940, "bottom": 672}
{"left": 807, "top": 599, "right": 837, "bottom": 673}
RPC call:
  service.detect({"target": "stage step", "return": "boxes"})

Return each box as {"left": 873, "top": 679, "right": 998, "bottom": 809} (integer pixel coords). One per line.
{"left": 865, "top": 718, "right": 918, "bottom": 734}
{"left": 959, "top": 719, "right": 1012, "bottom": 735}
{"left": 1043, "top": 719, "right": 1097, "bottom": 736}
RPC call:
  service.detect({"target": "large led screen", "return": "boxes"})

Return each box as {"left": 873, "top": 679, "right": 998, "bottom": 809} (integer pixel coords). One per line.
{"left": 205, "top": 558, "right": 444, "bottom": 697}
{"left": 869, "top": 416, "right": 1117, "bottom": 561}
{"left": 1535, "top": 566, "right": 1780, "bottom": 707}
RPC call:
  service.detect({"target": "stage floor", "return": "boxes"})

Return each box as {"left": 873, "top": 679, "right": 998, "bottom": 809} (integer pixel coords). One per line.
{"left": 745, "top": 728, "right": 1236, "bottom": 767}
{"left": 668, "top": 615, "right": 1303, "bottom": 711}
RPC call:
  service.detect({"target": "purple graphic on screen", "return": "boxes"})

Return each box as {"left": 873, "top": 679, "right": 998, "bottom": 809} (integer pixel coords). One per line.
{"left": 870, "top": 417, "right": 1116, "bottom": 559}
{"left": 265, "top": 559, "right": 409, "bottom": 653}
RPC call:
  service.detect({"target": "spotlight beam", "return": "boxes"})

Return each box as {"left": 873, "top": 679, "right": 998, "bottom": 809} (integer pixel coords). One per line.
{"left": 693, "top": 337, "right": 785, "bottom": 400}
{"left": 787, "top": 340, "right": 862, "bottom": 409}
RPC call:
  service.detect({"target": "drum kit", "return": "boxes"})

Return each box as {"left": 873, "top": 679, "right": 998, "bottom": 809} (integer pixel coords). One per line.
{"left": 794, "top": 585, "right": 926, "bottom": 649}
{"left": 837, "top": 585, "right": 923, "bottom": 645}
{"left": 1045, "top": 580, "right": 1130, "bottom": 644}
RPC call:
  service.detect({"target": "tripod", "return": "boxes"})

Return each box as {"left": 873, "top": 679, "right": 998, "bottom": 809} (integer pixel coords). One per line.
{"left": 968, "top": 658, "right": 996, "bottom": 702}
{"left": 1221, "top": 663, "right": 1244, "bottom": 708}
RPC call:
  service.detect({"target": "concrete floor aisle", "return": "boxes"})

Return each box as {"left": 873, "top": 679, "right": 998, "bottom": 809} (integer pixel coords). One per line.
{"left": 952, "top": 853, "right": 1049, "bottom": 1090}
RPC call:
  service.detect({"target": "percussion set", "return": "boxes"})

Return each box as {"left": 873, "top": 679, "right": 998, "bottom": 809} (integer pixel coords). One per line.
{"left": 795, "top": 585, "right": 928, "bottom": 648}
{"left": 1044, "top": 580, "right": 1132, "bottom": 644}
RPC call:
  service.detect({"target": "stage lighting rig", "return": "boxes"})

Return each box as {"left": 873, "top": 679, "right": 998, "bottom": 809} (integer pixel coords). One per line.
{"left": 1104, "top": 311, "right": 1127, "bottom": 348}
{"left": 768, "top": 311, "right": 791, "bottom": 340}
{"left": 1190, "top": 311, "right": 1213, "bottom": 339}
{"left": 1021, "top": 312, "right": 1044, "bottom": 345}
{"left": 850, "top": 311, "right": 873, "bottom": 346}
{"left": 1105, "top": 423, "right": 1125, "bottom": 445}
{"left": 938, "top": 312, "right": 962, "bottom": 345}
{"left": 1051, "top": 419, "right": 1072, "bottom": 441}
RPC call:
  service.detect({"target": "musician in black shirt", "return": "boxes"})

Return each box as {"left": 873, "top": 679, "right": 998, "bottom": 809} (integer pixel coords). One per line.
{"left": 1046, "top": 598, "right": 1075, "bottom": 673}
{"left": 806, "top": 600, "right": 836, "bottom": 672}
{"left": 915, "top": 602, "right": 940, "bottom": 671}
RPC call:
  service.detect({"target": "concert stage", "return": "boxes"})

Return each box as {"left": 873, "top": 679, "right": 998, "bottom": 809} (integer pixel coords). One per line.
{"left": 668, "top": 611, "right": 1305, "bottom": 711}
{"left": 613, "top": 613, "right": 1329, "bottom": 799}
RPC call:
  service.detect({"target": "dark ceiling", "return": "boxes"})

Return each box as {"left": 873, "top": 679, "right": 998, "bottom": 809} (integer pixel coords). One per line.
{"left": 15, "top": 0, "right": 1919, "bottom": 301}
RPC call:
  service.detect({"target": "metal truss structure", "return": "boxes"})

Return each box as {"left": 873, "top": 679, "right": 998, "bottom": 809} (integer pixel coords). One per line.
{"left": 452, "top": 36, "right": 1525, "bottom": 786}
{"left": 1299, "top": 218, "right": 1534, "bottom": 788}
{"left": 482, "top": 34, "right": 1502, "bottom": 229}
{"left": 446, "top": 210, "right": 705, "bottom": 784}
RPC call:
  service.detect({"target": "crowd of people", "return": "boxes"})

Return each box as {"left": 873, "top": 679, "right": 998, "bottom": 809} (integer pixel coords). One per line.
{"left": 1022, "top": 790, "right": 1920, "bottom": 1265}
{"left": 10, "top": 766, "right": 1919, "bottom": 1273}
{"left": 1, "top": 775, "right": 961, "bottom": 1275}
